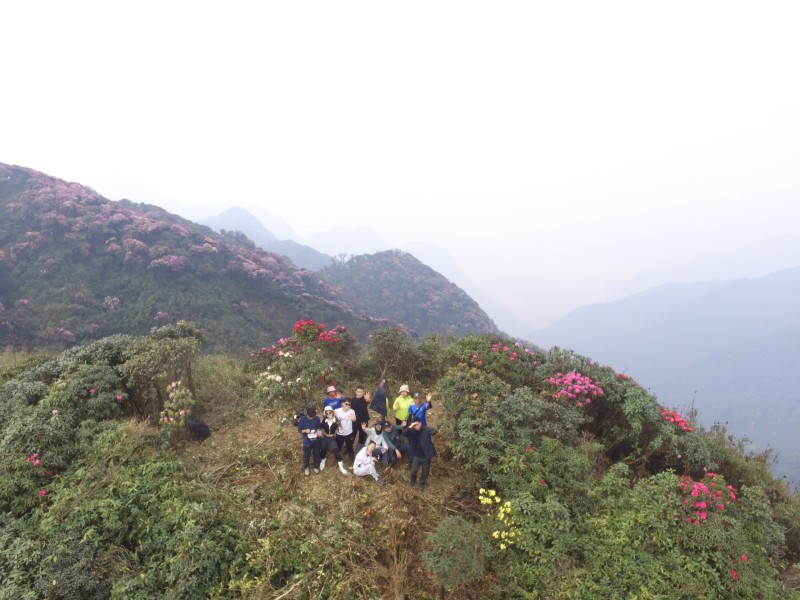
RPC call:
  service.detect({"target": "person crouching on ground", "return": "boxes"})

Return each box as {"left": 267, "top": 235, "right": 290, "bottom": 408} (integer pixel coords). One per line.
{"left": 361, "top": 420, "right": 395, "bottom": 467}
{"left": 353, "top": 440, "right": 384, "bottom": 485}
{"left": 297, "top": 406, "right": 321, "bottom": 476}
{"left": 402, "top": 416, "right": 437, "bottom": 490}
{"left": 382, "top": 421, "right": 406, "bottom": 467}
{"left": 319, "top": 407, "right": 350, "bottom": 475}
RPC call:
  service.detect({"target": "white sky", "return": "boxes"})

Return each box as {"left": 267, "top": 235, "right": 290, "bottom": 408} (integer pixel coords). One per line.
{"left": 3, "top": 1, "right": 800, "bottom": 336}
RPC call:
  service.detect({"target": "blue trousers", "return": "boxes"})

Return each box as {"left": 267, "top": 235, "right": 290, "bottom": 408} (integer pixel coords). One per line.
{"left": 302, "top": 440, "right": 321, "bottom": 469}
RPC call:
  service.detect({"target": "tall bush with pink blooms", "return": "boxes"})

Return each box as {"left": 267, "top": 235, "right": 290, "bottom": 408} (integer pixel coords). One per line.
{"left": 254, "top": 320, "right": 358, "bottom": 405}
{"left": 545, "top": 371, "right": 604, "bottom": 408}
{"left": 159, "top": 380, "right": 194, "bottom": 442}
{"left": 443, "top": 333, "right": 544, "bottom": 389}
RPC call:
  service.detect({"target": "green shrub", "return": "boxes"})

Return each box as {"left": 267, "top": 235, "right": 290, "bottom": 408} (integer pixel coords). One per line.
{"left": 423, "top": 515, "right": 492, "bottom": 590}
{"left": 447, "top": 388, "right": 586, "bottom": 479}
{"left": 442, "top": 334, "right": 544, "bottom": 389}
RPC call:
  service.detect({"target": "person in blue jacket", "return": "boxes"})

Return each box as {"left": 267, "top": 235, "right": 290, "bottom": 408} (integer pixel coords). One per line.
{"left": 297, "top": 406, "right": 321, "bottom": 476}
{"left": 407, "top": 392, "right": 433, "bottom": 427}
{"left": 322, "top": 385, "right": 343, "bottom": 412}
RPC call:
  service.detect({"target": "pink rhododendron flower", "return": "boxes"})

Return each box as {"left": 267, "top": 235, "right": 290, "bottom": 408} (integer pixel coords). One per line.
{"left": 39, "top": 489, "right": 47, "bottom": 497}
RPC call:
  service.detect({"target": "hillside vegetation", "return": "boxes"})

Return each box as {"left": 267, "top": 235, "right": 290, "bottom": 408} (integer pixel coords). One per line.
{"left": 534, "top": 269, "right": 800, "bottom": 483}
{"left": 318, "top": 250, "right": 500, "bottom": 337}
{"left": 1, "top": 319, "right": 799, "bottom": 599}
{"left": 1, "top": 163, "right": 496, "bottom": 353}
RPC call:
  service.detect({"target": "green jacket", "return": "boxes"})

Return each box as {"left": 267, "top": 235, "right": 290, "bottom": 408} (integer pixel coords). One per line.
{"left": 393, "top": 394, "right": 413, "bottom": 422}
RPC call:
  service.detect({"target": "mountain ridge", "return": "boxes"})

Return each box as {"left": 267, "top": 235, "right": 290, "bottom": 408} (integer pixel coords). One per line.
{"left": 533, "top": 266, "right": 800, "bottom": 482}
{"left": 0, "top": 162, "right": 498, "bottom": 351}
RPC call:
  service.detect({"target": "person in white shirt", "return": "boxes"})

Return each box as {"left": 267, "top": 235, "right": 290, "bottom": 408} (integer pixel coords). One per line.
{"left": 353, "top": 441, "right": 384, "bottom": 485}
{"left": 334, "top": 400, "right": 357, "bottom": 463}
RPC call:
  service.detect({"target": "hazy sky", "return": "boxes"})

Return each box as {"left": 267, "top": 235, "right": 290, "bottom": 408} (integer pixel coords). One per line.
{"left": 3, "top": 2, "right": 800, "bottom": 336}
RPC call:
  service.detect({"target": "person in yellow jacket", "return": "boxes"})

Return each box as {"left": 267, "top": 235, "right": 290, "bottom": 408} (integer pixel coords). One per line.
{"left": 393, "top": 384, "right": 414, "bottom": 426}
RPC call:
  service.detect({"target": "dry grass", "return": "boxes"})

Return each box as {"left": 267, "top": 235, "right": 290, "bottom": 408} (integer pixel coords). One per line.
{"left": 176, "top": 399, "right": 482, "bottom": 599}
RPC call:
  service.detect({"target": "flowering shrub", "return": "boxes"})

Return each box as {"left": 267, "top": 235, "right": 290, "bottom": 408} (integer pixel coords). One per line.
{"left": 480, "top": 488, "right": 519, "bottom": 550}
{"left": 159, "top": 381, "right": 194, "bottom": 440}
{"left": 443, "top": 334, "right": 544, "bottom": 389}
{"left": 545, "top": 371, "right": 604, "bottom": 408}
{"left": 103, "top": 296, "right": 120, "bottom": 310}
{"left": 148, "top": 255, "right": 188, "bottom": 272}
{"left": 660, "top": 407, "right": 694, "bottom": 432}
{"left": 253, "top": 320, "right": 356, "bottom": 405}
{"left": 675, "top": 472, "right": 737, "bottom": 525}
{"left": 43, "top": 326, "right": 76, "bottom": 343}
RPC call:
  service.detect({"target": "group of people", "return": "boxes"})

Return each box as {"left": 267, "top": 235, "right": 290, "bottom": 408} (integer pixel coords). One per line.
{"left": 296, "top": 381, "right": 437, "bottom": 490}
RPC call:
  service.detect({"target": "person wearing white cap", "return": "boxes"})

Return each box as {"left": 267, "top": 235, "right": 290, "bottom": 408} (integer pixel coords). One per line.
{"left": 392, "top": 384, "right": 413, "bottom": 426}
{"left": 319, "top": 406, "right": 350, "bottom": 475}
{"left": 322, "top": 384, "right": 343, "bottom": 413}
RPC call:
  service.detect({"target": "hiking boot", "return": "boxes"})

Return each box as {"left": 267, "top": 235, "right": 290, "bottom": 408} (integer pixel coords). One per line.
{"left": 375, "top": 477, "right": 385, "bottom": 486}
{"left": 319, "top": 458, "right": 326, "bottom": 471}
{"left": 338, "top": 461, "right": 349, "bottom": 475}
{"left": 410, "top": 475, "right": 417, "bottom": 485}
{"left": 313, "top": 468, "right": 319, "bottom": 474}
{"left": 304, "top": 468, "right": 309, "bottom": 476}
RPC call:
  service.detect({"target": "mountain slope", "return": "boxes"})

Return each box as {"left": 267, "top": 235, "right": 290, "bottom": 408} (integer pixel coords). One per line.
{"left": 534, "top": 268, "right": 800, "bottom": 481}
{"left": 202, "top": 207, "right": 333, "bottom": 270}
{"left": 318, "top": 250, "right": 500, "bottom": 337}
{"left": 0, "top": 163, "right": 386, "bottom": 352}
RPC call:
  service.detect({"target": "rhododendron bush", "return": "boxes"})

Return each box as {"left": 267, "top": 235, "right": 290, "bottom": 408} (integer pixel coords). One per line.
{"left": 0, "top": 313, "right": 799, "bottom": 598}
{"left": 253, "top": 319, "right": 357, "bottom": 404}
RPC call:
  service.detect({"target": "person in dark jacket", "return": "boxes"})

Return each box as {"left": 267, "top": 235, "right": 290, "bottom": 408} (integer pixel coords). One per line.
{"left": 319, "top": 407, "right": 350, "bottom": 475}
{"left": 382, "top": 420, "right": 408, "bottom": 467}
{"left": 402, "top": 416, "right": 438, "bottom": 490}
{"left": 368, "top": 378, "right": 388, "bottom": 420}
{"left": 350, "top": 384, "right": 371, "bottom": 446}
{"left": 297, "top": 406, "right": 322, "bottom": 476}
